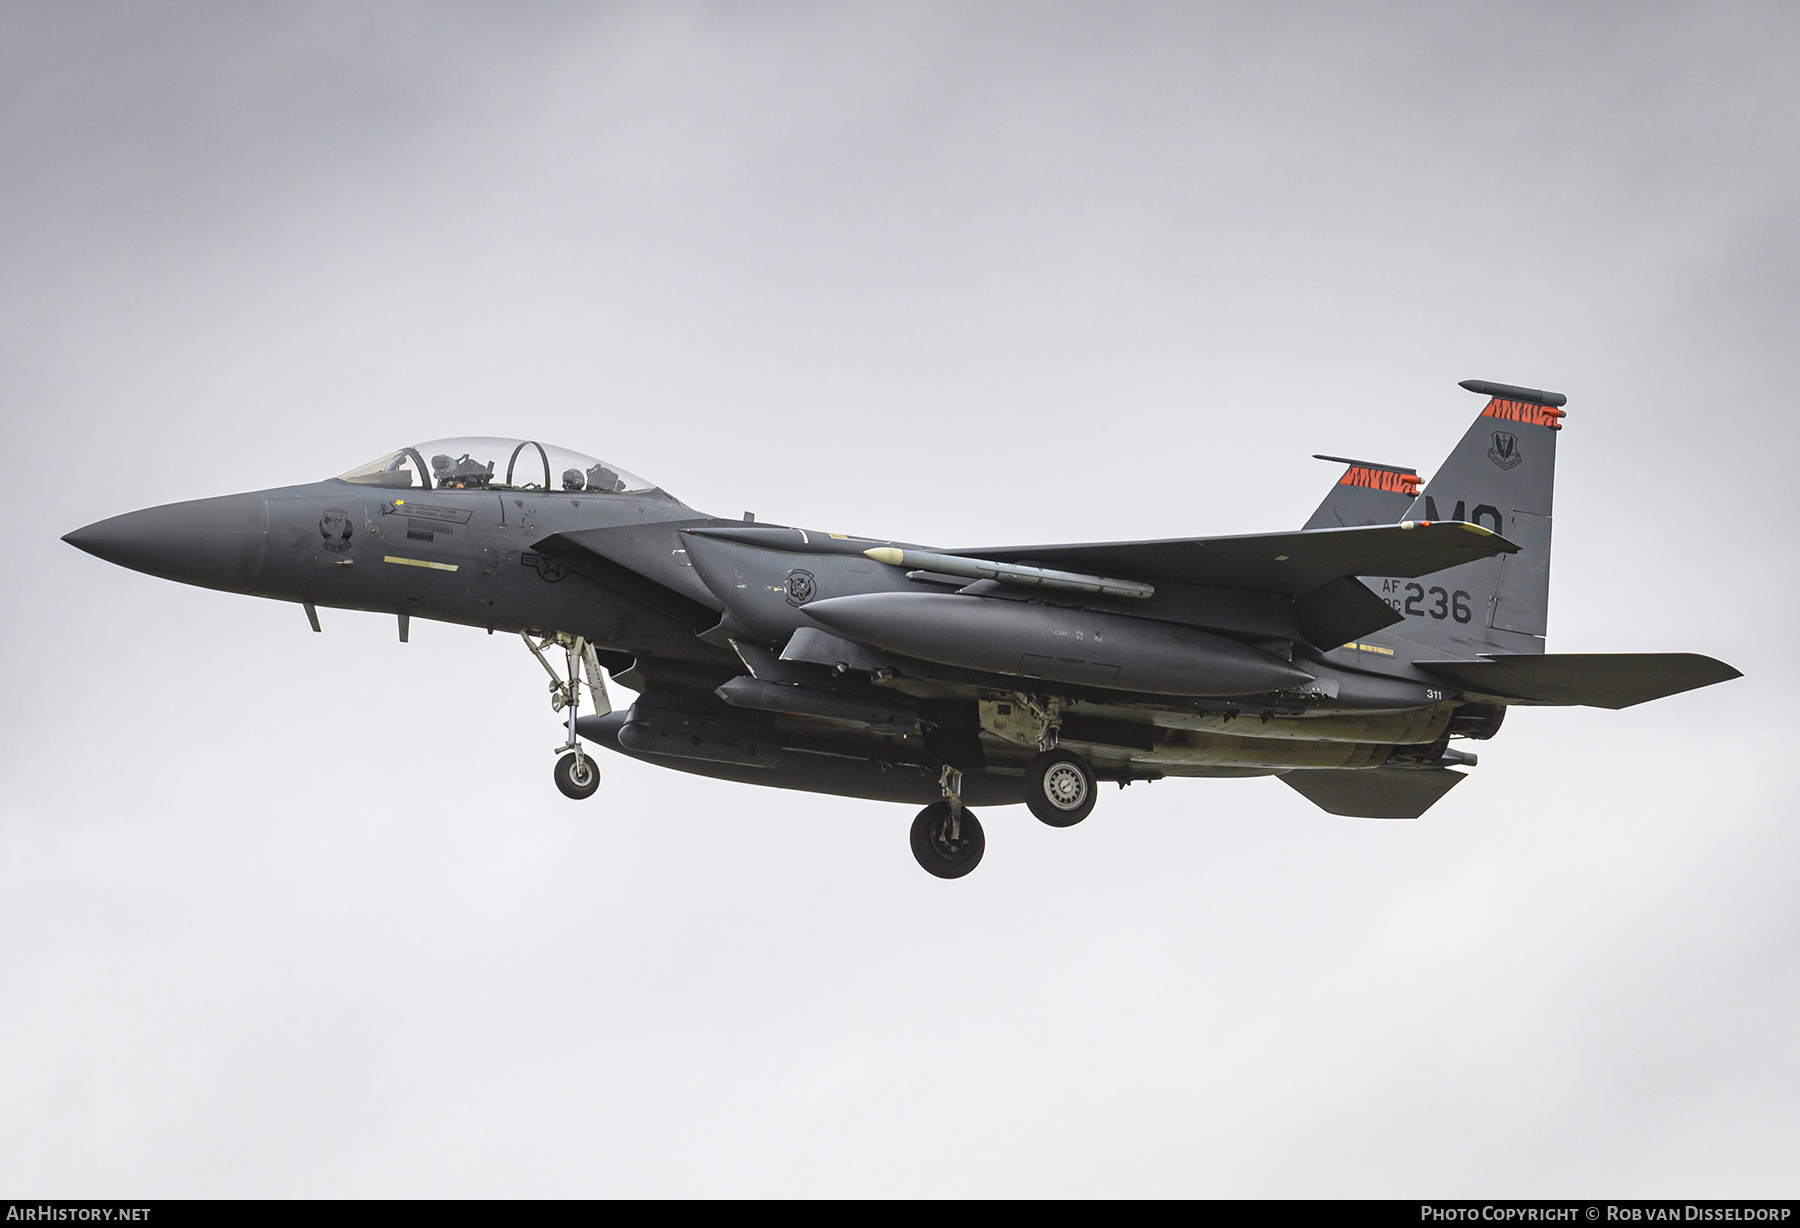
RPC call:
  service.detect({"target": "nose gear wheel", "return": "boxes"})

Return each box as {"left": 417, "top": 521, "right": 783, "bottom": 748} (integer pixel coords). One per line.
{"left": 555, "top": 752, "right": 600, "bottom": 799}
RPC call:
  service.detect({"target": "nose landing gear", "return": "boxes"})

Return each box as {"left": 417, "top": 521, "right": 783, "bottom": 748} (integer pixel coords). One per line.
{"left": 523, "top": 631, "right": 611, "bottom": 801}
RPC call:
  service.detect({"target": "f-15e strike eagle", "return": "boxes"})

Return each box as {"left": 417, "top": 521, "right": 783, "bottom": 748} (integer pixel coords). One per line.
{"left": 64, "top": 380, "right": 1739, "bottom": 877}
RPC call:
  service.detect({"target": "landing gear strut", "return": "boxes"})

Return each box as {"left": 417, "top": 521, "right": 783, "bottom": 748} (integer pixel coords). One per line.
{"left": 523, "top": 631, "right": 611, "bottom": 800}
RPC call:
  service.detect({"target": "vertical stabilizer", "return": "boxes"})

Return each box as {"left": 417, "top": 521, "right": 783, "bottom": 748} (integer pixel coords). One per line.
{"left": 1366, "top": 381, "right": 1564, "bottom": 658}
{"left": 1303, "top": 456, "right": 1421, "bottom": 530}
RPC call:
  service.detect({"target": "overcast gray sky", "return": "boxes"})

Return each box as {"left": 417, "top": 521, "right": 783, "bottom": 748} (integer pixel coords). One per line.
{"left": 2, "top": 1, "right": 1795, "bottom": 1196}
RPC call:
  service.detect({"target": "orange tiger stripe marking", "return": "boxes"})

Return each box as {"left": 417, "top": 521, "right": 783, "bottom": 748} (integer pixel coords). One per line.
{"left": 1338, "top": 465, "right": 1422, "bottom": 495}
{"left": 1481, "top": 398, "right": 1566, "bottom": 430}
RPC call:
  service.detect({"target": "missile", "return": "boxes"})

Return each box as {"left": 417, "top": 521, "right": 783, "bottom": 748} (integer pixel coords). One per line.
{"left": 862, "top": 547, "right": 1154, "bottom": 599}
{"left": 801, "top": 593, "right": 1313, "bottom": 697}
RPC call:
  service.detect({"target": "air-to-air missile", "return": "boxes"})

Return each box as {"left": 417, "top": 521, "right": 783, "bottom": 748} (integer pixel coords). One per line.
{"left": 63, "top": 385, "right": 1741, "bottom": 878}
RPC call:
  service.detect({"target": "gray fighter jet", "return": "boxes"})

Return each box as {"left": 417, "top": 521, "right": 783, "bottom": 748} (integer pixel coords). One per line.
{"left": 64, "top": 381, "right": 1740, "bottom": 877}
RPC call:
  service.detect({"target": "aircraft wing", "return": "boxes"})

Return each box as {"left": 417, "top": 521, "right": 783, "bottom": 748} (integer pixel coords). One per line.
{"left": 952, "top": 521, "right": 1518, "bottom": 595}
{"left": 1415, "top": 653, "right": 1742, "bottom": 709}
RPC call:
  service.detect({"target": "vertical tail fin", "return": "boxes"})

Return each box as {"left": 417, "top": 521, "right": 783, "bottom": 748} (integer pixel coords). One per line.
{"left": 1372, "top": 380, "right": 1565, "bottom": 658}
{"left": 1302, "top": 456, "right": 1421, "bottom": 530}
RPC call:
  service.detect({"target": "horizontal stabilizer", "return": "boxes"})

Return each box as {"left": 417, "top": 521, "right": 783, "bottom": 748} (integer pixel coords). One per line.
{"left": 955, "top": 520, "right": 1518, "bottom": 596}
{"left": 1416, "top": 653, "right": 1742, "bottom": 709}
{"left": 1281, "top": 766, "right": 1466, "bottom": 819}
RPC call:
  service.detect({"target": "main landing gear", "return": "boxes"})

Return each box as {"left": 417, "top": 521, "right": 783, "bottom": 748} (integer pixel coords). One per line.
{"left": 985, "top": 694, "right": 1100, "bottom": 829}
{"left": 908, "top": 735, "right": 1104, "bottom": 878}
{"left": 523, "top": 631, "right": 611, "bottom": 801}
{"left": 911, "top": 802, "right": 985, "bottom": 879}
{"left": 1025, "top": 748, "right": 1097, "bottom": 827}
{"left": 911, "top": 765, "right": 985, "bottom": 878}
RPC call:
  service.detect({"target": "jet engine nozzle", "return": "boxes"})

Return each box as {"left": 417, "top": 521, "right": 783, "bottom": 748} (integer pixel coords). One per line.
{"left": 63, "top": 493, "right": 270, "bottom": 595}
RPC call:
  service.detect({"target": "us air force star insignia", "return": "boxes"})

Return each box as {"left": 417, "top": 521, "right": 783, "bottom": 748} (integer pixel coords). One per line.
{"left": 520, "top": 550, "right": 569, "bottom": 583}
{"left": 784, "top": 569, "right": 817, "bottom": 606}
{"left": 1487, "top": 431, "right": 1523, "bottom": 470}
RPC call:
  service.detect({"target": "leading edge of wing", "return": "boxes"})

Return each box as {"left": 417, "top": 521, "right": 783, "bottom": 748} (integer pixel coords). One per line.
{"left": 950, "top": 521, "right": 1519, "bottom": 596}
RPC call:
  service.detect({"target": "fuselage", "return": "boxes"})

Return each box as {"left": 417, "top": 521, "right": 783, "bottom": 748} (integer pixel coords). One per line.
{"left": 60, "top": 435, "right": 1494, "bottom": 811}
{"left": 62, "top": 385, "right": 1743, "bottom": 876}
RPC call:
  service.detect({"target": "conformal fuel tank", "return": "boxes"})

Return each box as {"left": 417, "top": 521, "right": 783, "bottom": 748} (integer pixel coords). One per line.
{"left": 800, "top": 593, "right": 1313, "bottom": 697}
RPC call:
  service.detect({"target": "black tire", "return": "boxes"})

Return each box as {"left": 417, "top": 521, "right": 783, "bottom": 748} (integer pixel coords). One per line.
{"left": 909, "top": 802, "right": 985, "bottom": 879}
{"left": 554, "top": 752, "right": 600, "bottom": 800}
{"left": 1024, "top": 749, "right": 1097, "bottom": 827}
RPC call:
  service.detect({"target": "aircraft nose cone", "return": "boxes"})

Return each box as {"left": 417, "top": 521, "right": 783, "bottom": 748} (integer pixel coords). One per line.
{"left": 63, "top": 493, "right": 270, "bottom": 593}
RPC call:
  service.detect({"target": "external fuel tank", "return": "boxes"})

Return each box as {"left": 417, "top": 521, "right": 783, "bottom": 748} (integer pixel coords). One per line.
{"left": 800, "top": 593, "right": 1313, "bottom": 698}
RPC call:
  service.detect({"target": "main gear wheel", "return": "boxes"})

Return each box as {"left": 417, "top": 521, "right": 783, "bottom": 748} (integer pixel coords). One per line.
{"left": 1024, "top": 748, "right": 1097, "bottom": 827}
{"left": 909, "top": 801, "right": 985, "bottom": 878}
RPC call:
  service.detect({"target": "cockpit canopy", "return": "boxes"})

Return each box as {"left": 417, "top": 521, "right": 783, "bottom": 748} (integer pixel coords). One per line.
{"left": 337, "top": 437, "right": 654, "bottom": 494}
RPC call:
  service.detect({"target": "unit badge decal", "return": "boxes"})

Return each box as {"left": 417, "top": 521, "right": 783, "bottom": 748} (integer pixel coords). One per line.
{"left": 1488, "top": 431, "right": 1522, "bottom": 470}
{"left": 784, "top": 569, "right": 817, "bottom": 606}
{"left": 318, "top": 508, "right": 354, "bottom": 553}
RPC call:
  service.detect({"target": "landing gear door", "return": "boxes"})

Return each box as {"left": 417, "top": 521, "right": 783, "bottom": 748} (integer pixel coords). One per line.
{"left": 582, "top": 643, "right": 613, "bottom": 717}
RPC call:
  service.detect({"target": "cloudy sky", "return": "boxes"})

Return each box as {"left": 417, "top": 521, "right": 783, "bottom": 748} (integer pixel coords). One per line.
{"left": 2, "top": 1, "right": 1795, "bottom": 1196}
